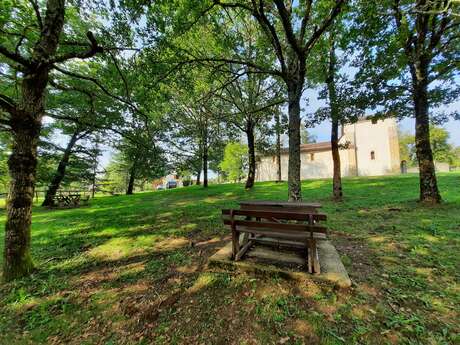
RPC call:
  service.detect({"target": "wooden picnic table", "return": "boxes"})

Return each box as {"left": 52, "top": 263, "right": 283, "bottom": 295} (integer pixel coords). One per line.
{"left": 222, "top": 200, "right": 326, "bottom": 273}
{"left": 52, "top": 192, "right": 90, "bottom": 208}
{"left": 54, "top": 193, "right": 81, "bottom": 207}
{"left": 239, "top": 200, "right": 322, "bottom": 213}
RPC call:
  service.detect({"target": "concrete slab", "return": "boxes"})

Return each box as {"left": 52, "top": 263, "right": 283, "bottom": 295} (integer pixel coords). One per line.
{"left": 208, "top": 240, "right": 351, "bottom": 289}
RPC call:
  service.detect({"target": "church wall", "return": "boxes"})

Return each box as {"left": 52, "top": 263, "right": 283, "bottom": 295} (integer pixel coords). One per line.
{"left": 256, "top": 148, "right": 355, "bottom": 182}
{"left": 353, "top": 119, "right": 399, "bottom": 176}
{"left": 255, "top": 118, "right": 401, "bottom": 182}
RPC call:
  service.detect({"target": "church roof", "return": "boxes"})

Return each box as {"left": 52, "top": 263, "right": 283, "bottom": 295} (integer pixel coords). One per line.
{"left": 280, "top": 141, "right": 355, "bottom": 154}
{"left": 299, "top": 142, "right": 332, "bottom": 152}
{"left": 281, "top": 141, "right": 332, "bottom": 154}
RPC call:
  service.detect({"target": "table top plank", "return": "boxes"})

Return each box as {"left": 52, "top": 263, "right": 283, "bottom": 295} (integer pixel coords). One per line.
{"left": 238, "top": 200, "right": 322, "bottom": 208}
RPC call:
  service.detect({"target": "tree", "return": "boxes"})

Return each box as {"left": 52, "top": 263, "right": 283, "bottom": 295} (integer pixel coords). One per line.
{"left": 300, "top": 125, "right": 318, "bottom": 144}
{"left": 163, "top": 65, "right": 230, "bottom": 189}
{"left": 399, "top": 126, "right": 457, "bottom": 166}
{"left": 399, "top": 125, "right": 456, "bottom": 165}
{"left": 219, "top": 142, "right": 248, "bottom": 182}
{"left": 0, "top": 0, "right": 104, "bottom": 281}
{"left": 398, "top": 129, "right": 416, "bottom": 164}
{"left": 145, "top": 1, "right": 346, "bottom": 200}
{"left": 307, "top": 16, "right": 363, "bottom": 201}
{"left": 430, "top": 126, "right": 456, "bottom": 164}
{"left": 273, "top": 108, "right": 284, "bottom": 182}
{"left": 209, "top": 0, "right": 346, "bottom": 201}
{"left": 220, "top": 71, "right": 283, "bottom": 189}
{"left": 353, "top": 0, "right": 460, "bottom": 203}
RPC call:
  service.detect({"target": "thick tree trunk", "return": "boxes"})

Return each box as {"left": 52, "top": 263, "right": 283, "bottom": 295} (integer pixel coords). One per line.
{"left": 126, "top": 164, "right": 136, "bottom": 195}
{"left": 287, "top": 81, "right": 303, "bottom": 202}
{"left": 3, "top": 0, "right": 99, "bottom": 281}
{"left": 413, "top": 77, "right": 441, "bottom": 203}
{"left": 42, "top": 130, "right": 80, "bottom": 206}
{"left": 3, "top": 0, "right": 65, "bottom": 279}
{"left": 4, "top": 111, "right": 41, "bottom": 281}
{"left": 326, "top": 38, "right": 343, "bottom": 201}
{"left": 275, "top": 112, "right": 282, "bottom": 182}
{"left": 245, "top": 124, "right": 256, "bottom": 189}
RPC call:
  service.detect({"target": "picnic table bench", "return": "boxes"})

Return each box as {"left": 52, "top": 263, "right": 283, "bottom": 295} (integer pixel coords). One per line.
{"left": 222, "top": 201, "right": 327, "bottom": 274}
{"left": 52, "top": 192, "right": 90, "bottom": 208}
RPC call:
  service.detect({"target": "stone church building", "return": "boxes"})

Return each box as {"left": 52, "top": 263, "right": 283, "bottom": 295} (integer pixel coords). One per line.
{"left": 256, "top": 118, "right": 401, "bottom": 181}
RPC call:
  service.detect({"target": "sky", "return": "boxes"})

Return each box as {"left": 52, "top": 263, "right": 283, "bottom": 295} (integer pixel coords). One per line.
{"left": 97, "top": 91, "right": 460, "bottom": 171}
{"left": 302, "top": 89, "right": 460, "bottom": 146}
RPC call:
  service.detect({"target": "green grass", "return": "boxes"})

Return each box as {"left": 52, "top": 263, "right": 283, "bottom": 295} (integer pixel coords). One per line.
{"left": 0, "top": 173, "right": 459, "bottom": 344}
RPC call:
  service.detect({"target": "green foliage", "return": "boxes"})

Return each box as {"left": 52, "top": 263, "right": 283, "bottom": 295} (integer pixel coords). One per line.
{"left": 399, "top": 126, "right": 458, "bottom": 166}
{"left": 219, "top": 142, "right": 247, "bottom": 182}
{"left": 0, "top": 133, "right": 10, "bottom": 192}
{"left": 352, "top": 0, "right": 460, "bottom": 121}
{"left": 398, "top": 129, "right": 416, "bottom": 165}
{"left": 300, "top": 126, "right": 317, "bottom": 144}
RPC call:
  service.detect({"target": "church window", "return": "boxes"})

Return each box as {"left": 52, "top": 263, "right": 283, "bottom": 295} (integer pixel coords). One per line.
{"left": 370, "top": 151, "right": 375, "bottom": 160}
{"left": 310, "top": 153, "right": 315, "bottom": 161}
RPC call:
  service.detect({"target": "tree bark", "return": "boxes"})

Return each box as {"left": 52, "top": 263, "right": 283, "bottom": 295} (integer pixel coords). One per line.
{"left": 3, "top": 0, "right": 66, "bottom": 282}
{"left": 126, "top": 162, "right": 136, "bottom": 195}
{"left": 286, "top": 76, "right": 303, "bottom": 202}
{"left": 275, "top": 111, "right": 282, "bottom": 182}
{"left": 202, "top": 123, "right": 208, "bottom": 188}
{"left": 326, "top": 36, "right": 343, "bottom": 201}
{"left": 196, "top": 169, "right": 201, "bottom": 185}
{"left": 42, "top": 130, "right": 80, "bottom": 206}
{"left": 413, "top": 71, "right": 441, "bottom": 203}
{"left": 245, "top": 123, "right": 256, "bottom": 189}
{"left": 330, "top": 118, "right": 342, "bottom": 201}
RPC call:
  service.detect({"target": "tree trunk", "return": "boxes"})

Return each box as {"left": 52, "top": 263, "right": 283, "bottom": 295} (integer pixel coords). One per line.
{"left": 287, "top": 81, "right": 303, "bottom": 202}
{"left": 202, "top": 125, "right": 208, "bottom": 188}
{"left": 275, "top": 111, "right": 282, "bottom": 182}
{"left": 196, "top": 169, "right": 201, "bottom": 185}
{"left": 3, "top": 0, "right": 66, "bottom": 281}
{"left": 126, "top": 163, "right": 136, "bottom": 195}
{"left": 326, "top": 36, "right": 343, "bottom": 201}
{"left": 42, "top": 130, "right": 80, "bottom": 206}
{"left": 4, "top": 112, "right": 41, "bottom": 281}
{"left": 413, "top": 75, "right": 441, "bottom": 203}
{"left": 330, "top": 118, "right": 342, "bottom": 201}
{"left": 245, "top": 124, "right": 256, "bottom": 189}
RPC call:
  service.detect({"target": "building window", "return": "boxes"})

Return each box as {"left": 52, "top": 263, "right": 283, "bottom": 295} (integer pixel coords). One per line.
{"left": 370, "top": 151, "right": 375, "bottom": 160}
{"left": 310, "top": 153, "right": 315, "bottom": 161}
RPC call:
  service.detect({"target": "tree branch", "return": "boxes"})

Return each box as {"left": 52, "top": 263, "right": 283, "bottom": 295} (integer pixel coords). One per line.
{"left": 273, "top": 0, "right": 303, "bottom": 55}
{"left": 0, "top": 93, "right": 17, "bottom": 116}
{"left": 304, "top": 0, "right": 346, "bottom": 53}
{"left": 28, "top": 0, "right": 43, "bottom": 31}
{"left": 0, "top": 44, "right": 31, "bottom": 67}
{"left": 50, "top": 31, "right": 103, "bottom": 64}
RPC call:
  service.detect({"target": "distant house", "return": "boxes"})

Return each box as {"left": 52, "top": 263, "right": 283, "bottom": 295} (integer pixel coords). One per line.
{"left": 153, "top": 173, "right": 183, "bottom": 189}
{"left": 256, "top": 118, "right": 401, "bottom": 181}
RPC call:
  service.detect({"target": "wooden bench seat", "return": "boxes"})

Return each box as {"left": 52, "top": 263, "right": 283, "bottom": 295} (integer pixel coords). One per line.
{"left": 222, "top": 207, "right": 328, "bottom": 274}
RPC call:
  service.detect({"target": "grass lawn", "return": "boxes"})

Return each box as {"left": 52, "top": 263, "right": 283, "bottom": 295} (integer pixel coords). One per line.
{"left": 0, "top": 173, "right": 459, "bottom": 344}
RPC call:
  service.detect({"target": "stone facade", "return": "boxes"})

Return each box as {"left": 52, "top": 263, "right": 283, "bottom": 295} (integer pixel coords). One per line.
{"left": 256, "top": 118, "right": 401, "bottom": 181}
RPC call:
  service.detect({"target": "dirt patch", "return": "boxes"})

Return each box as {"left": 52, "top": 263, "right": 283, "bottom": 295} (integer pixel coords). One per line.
{"left": 331, "top": 231, "right": 379, "bottom": 284}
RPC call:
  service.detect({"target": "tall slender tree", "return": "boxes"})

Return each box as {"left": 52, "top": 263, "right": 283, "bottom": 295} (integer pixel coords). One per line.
{"left": 220, "top": 72, "right": 283, "bottom": 188}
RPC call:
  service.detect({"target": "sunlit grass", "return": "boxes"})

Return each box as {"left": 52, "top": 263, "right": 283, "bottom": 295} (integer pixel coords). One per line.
{"left": 0, "top": 172, "right": 459, "bottom": 344}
